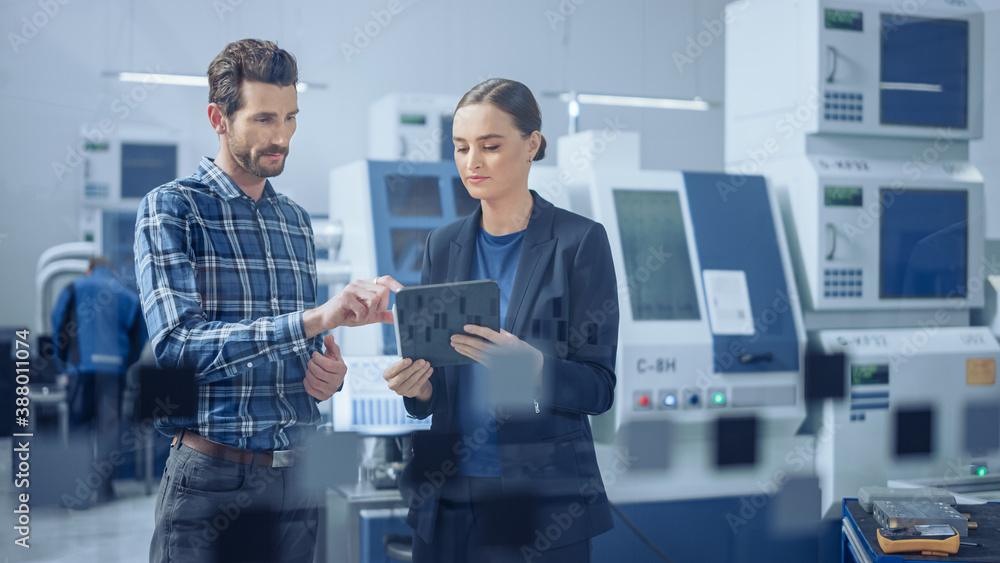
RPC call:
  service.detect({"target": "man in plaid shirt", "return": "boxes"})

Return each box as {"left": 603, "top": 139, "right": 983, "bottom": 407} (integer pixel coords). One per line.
{"left": 136, "top": 39, "right": 402, "bottom": 562}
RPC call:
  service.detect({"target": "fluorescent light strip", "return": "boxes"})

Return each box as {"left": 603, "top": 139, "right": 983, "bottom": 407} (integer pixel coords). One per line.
{"left": 557, "top": 92, "right": 710, "bottom": 111}
{"left": 880, "top": 82, "right": 943, "bottom": 93}
{"left": 115, "top": 72, "right": 313, "bottom": 92}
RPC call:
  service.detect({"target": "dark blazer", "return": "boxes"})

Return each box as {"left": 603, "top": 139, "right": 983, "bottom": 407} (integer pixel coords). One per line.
{"left": 401, "top": 191, "right": 620, "bottom": 549}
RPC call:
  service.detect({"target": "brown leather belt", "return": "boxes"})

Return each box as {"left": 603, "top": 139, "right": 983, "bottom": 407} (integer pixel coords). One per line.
{"left": 172, "top": 429, "right": 298, "bottom": 468}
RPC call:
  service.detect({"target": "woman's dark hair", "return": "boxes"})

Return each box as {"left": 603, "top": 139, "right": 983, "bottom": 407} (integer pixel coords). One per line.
{"left": 208, "top": 39, "right": 298, "bottom": 117}
{"left": 455, "top": 78, "right": 546, "bottom": 161}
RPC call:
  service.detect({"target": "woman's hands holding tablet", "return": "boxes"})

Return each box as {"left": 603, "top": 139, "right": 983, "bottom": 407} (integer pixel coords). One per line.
{"left": 450, "top": 325, "right": 544, "bottom": 379}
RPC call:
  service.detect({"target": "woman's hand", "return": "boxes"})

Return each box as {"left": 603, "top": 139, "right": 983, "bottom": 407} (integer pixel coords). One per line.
{"left": 383, "top": 358, "right": 434, "bottom": 402}
{"left": 450, "top": 325, "right": 544, "bottom": 378}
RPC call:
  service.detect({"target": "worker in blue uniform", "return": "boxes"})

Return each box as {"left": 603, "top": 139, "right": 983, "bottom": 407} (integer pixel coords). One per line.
{"left": 52, "top": 256, "right": 147, "bottom": 503}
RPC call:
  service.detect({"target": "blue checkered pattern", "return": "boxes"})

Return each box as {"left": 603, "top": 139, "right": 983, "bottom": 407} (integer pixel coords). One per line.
{"left": 135, "top": 157, "right": 323, "bottom": 450}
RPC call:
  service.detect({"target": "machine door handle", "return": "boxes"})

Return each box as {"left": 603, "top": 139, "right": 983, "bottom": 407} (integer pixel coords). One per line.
{"left": 826, "top": 46, "right": 839, "bottom": 83}
{"left": 825, "top": 223, "right": 838, "bottom": 260}
{"left": 739, "top": 353, "right": 773, "bottom": 364}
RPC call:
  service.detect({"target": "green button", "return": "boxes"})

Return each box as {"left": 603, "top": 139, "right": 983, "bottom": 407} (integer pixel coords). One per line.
{"left": 713, "top": 392, "right": 726, "bottom": 405}
{"left": 976, "top": 466, "right": 988, "bottom": 477}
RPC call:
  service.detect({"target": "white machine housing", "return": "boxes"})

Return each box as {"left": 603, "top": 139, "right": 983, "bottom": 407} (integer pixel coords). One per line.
{"left": 725, "top": 0, "right": 984, "bottom": 163}
{"left": 557, "top": 131, "right": 811, "bottom": 501}
{"left": 814, "top": 326, "right": 1000, "bottom": 517}
{"left": 77, "top": 123, "right": 186, "bottom": 289}
{"left": 588, "top": 169, "right": 806, "bottom": 434}
{"left": 771, "top": 154, "right": 985, "bottom": 315}
{"left": 78, "top": 124, "right": 184, "bottom": 243}
{"left": 368, "top": 93, "right": 459, "bottom": 162}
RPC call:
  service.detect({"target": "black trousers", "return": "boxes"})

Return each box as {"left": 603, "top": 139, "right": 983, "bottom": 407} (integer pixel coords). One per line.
{"left": 413, "top": 475, "right": 592, "bottom": 563}
{"left": 150, "top": 441, "right": 319, "bottom": 563}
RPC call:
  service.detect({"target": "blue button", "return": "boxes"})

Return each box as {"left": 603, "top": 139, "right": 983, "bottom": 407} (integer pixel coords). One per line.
{"left": 857, "top": 94, "right": 863, "bottom": 100}
{"left": 825, "top": 114, "right": 831, "bottom": 120}
{"left": 824, "top": 291, "right": 831, "bottom": 297}
{"left": 689, "top": 394, "right": 699, "bottom": 405}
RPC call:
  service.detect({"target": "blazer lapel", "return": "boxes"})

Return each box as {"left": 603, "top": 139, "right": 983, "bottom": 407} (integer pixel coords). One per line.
{"left": 506, "top": 191, "right": 557, "bottom": 336}
{"left": 447, "top": 207, "right": 482, "bottom": 282}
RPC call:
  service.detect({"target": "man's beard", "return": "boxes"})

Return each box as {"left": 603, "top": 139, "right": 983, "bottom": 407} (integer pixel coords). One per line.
{"left": 229, "top": 137, "right": 289, "bottom": 178}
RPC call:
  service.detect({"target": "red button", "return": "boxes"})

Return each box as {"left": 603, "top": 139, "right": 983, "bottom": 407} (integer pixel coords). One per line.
{"left": 638, "top": 395, "right": 650, "bottom": 407}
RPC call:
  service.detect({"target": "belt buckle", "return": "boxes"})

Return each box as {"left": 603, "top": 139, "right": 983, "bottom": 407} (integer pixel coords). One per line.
{"left": 272, "top": 449, "right": 295, "bottom": 468}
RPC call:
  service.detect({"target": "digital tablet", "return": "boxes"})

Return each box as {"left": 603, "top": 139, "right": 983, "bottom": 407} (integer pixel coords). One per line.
{"left": 393, "top": 280, "right": 500, "bottom": 367}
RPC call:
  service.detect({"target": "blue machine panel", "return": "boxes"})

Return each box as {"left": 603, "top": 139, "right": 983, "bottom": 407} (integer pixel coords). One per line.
{"left": 880, "top": 15, "right": 969, "bottom": 129}
{"left": 683, "top": 172, "right": 799, "bottom": 373}
{"left": 879, "top": 189, "right": 967, "bottom": 299}
{"left": 366, "top": 161, "right": 479, "bottom": 353}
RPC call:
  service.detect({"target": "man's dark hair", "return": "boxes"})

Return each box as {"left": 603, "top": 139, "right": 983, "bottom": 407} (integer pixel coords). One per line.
{"left": 207, "top": 39, "right": 298, "bottom": 117}
{"left": 88, "top": 256, "right": 114, "bottom": 271}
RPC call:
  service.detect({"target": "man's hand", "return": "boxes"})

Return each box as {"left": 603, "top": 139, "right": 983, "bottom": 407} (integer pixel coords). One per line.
{"left": 303, "top": 275, "right": 403, "bottom": 338}
{"left": 304, "top": 334, "right": 348, "bottom": 401}
{"left": 383, "top": 358, "right": 434, "bottom": 402}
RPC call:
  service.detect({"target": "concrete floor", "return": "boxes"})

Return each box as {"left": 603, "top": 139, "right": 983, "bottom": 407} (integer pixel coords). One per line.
{"left": 2, "top": 480, "right": 156, "bottom": 563}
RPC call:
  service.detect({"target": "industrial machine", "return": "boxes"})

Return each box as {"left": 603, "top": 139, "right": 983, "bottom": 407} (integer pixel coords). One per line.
{"left": 367, "top": 93, "right": 459, "bottom": 163}
{"left": 724, "top": 0, "right": 984, "bottom": 154}
{"left": 555, "top": 131, "right": 811, "bottom": 502}
{"left": 814, "top": 327, "right": 1000, "bottom": 518}
{"left": 725, "top": 0, "right": 1000, "bottom": 521}
{"left": 77, "top": 123, "right": 185, "bottom": 289}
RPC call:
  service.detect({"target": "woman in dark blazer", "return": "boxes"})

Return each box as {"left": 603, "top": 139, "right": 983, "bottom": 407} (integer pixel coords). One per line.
{"left": 383, "top": 78, "right": 619, "bottom": 563}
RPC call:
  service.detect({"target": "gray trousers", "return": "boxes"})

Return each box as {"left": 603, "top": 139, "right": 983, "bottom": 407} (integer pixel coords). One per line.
{"left": 150, "top": 441, "right": 319, "bottom": 563}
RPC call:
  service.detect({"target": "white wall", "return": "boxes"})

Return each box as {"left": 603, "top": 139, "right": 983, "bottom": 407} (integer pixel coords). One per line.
{"left": 0, "top": 0, "right": 732, "bottom": 332}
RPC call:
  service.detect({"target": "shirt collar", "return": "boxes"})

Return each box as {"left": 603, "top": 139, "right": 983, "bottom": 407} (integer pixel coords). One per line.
{"left": 197, "top": 156, "right": 278, "bottom": 203}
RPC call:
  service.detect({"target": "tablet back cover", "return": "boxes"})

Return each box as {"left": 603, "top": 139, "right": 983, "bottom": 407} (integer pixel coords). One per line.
{"left": 394, "top": 280, "right": 500, "bottom": 367}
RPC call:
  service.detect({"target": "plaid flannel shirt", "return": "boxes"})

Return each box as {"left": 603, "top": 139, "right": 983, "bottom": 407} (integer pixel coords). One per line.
{"left": 135, "top": 156, "right": 323, "bottom": 450}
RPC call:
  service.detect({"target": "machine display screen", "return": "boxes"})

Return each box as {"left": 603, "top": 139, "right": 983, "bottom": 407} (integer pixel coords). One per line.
{"left": 390, "top": 229, "right": 430, "bottom": 271}
{"left": 384, "top": 175, "right": 443, "bottom": 217}
{"left": 121, "top": 143, "right": 176, "bottom": 199}
{"left": 825, "top": 9, "right": 863, "bottom": 31}
{"left": 825, "top": 186, "right": 863, "bottom": 207}
{"left": 400, "top": 113, "right": 426, "bottom": 125}
{"left": 851, "top": 364, "right": 889, "bottom": 385}
{"left": 613, "top": 189, "right": 700, "bottom": 321}
{"left": 880, "top": 189, "right": 967, "bottom": 299}
{"left": 880, "top": 15, "right": 969, "bottom": 129}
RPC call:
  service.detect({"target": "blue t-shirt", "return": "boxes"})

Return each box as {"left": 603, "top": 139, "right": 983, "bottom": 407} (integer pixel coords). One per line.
{"left": 454, "top": 227, "right": 524, "bottom": 477}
